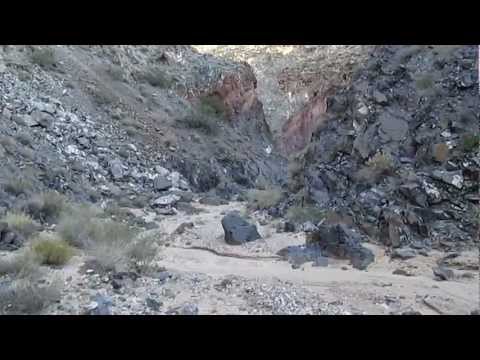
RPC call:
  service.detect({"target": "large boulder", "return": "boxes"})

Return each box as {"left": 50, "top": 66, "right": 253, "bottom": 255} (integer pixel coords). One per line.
{"left": 153, "top": 176, "right": 172, "bottom": 191}
{"left": 221, "top": 212, "right": 261, "bottom": 245}
{"left": 306, "top": 224, "right": 374, "bottom": 270}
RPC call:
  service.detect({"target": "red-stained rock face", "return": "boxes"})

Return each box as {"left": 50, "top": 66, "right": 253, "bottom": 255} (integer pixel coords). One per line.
{"left": 280, "top": 94, "right": 328, "bottom": 155}
{"left": 213, "top": 70, "right": 262, "bottom": 121}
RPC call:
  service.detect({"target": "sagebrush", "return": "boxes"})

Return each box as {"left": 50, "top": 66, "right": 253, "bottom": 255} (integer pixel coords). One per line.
{"left": 31, "top": 232, "right": 74, "bottom": 266}
{"left": 247, "top": 188, "right": 284, "bottom": 210}
{"left": 1, "top": 212, "right": 38, "bottom": 239}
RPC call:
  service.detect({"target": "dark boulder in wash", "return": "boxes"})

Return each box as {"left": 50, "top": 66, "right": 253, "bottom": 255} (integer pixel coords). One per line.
{"left": 221, "top": 212, "right": 261, "bottom": 245}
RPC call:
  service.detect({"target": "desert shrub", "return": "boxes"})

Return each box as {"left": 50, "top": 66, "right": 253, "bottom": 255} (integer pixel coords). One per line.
{"left": 125, "top": 231, "right": 159, "bottom": 272}
{"left": 177, "top": 112, "right": 218, "bottom": 135}
{"left": 0, "top": 250, "right": 39, "bottom": 278}
{"left": 56, "top": 204, "right": 102, "bottom": 248}
{"left": 90, "top": 85, "right": 116, "bottom": 107}
{"left": 1, "top": 212, "right": 38, "bottom": 239}
{"left": 433, "top": 143, "right": 449, "bottom": 162}
{"left": 31, "top": 232, "right": 74, "bottom": 266}
{"left": 355, "top": 153, "right": 394, "bottom": 184}
{"left": 57, "top": 203, "right": 158, "bottom": 272}
{"left": 356, "top": 151, "right": 394, "bottom": 184}
{"left": 120, "top": 117, "right": 143, "bottom": 129}
{"left": 29, "top": 48, "right": 56, "bottom": 69}
{"left": 414, "top": 73, "right": 439, "bottom": 97}
{"left": 247, "top": 188, "right": 284, "bottom": 210}
{"left": 199, "top": 95, "right": 227, "bottom": 119}
{"left": 139, "top": 69, "right": 173, "bottom": 88}
{"left": 2, "top": 176, "right": 33, "bottom": 196}
{"left": 124, "top": 126, "right": 140, "bottom": 138}
{"left": 462, "top": 134, "right": 479, "bottom": 153}
{"left": 366, "top": 152, "right": 394, "bottom": 172}
{"left": 83, "top": 219, "right": 137, "bottom": 272}
{"left": 24, "top": 191, "right": 68, "bottom": 223}
{"left": 103, "top": 202, "right": 134, "bottom": 222}
{"left": 286, "top": 205, "right": 326, "bottom": 224}
{"left": 393, "top": 45, "right": 424, "bottom": 64}
{"left": 431, "top": 45, "right": 464, "bottom": 60}
{"left": 0, "top": 277, "right": 62, "bottom": 315}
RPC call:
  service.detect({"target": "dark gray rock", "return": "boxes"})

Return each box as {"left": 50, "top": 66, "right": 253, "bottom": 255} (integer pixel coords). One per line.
{"left": 353, "top": 124, "right": 378, "bottom": 159}
{"left": 471, "top": 309, "right": 480, "bottom": 315}
{"left": 154, "top": 207, "right": 176, "bottom": 215}
{"left": 393, "top": 268, "right": 413, "bottom": 276}
{"left": 276, "top": 221, "right": 296, "bottom": 233}
{"left": 401, "top": 310, "right": 422, "bottom": 315}
{"left": 174, "top": 222, "right": 194, "bottom": 234}
{"left": 306, "top": 224, "right": 374, "bottom": 270}
{"left": 373, "top": 90, "right": 388, "bottom": 104}
{"left": 153, "top": 271, "right": 172, "bottom": 284}
{"left": 176, "top": 303, "right": 199, "bottom": 315}
{"left": 399, "top": 183, "right": 428, "bottom": 207}
{"left": 0, "top": 224, "right": 23, "bottom": 251}
{"left": 153, "top": 176, "right": 171, "bottom": 191}
{"left": 199, "top": 195, "right": 228, "bottom": 206}
{"left": 302, "top": 221, "right": 318, "bottom": 233}
{"left": 109, "top": 159, "right": 124, "bottom": 180}
{"left": 146, "top": 298, "right": 162, "bottom": 311}
{"left": 31, "top": 110, "right": 54, "bottom": 129}
{"left": 277, "top": 245, "right": 326, "bottom": 268}
{"left": 378, "top": 113, "right": 408, "bottom": 142}
{"left": 111, "top": 279, "right": 122, "bottom": 290}
{"left": 86, "top": 294, "right": 112, "bottom": 315}
{"left": 221, "top": 212, "right": 261, "bottom": 245}
{"left": 77, "top": 137, "right": 90, "bottom": 148}
{"left": 391, "top": 248, "right": 417, "bottom": 260}
{"left": 433, "top": 266, "right": 454, "bottom": 281}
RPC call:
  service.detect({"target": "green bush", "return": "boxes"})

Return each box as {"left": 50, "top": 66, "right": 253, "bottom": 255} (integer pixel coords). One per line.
{"left": 286, "top": 206, "right": 326, "bottom": 224}
{"left": 1, "top": 212, "right": 38, "bottom": 239}
{"left": 90, "top": 86, "right": 117, "bottom": 107}
{"left": 462, "top": 134, "right": 479, "bottom": 153}
{"left": 30, "top": 48, "right": 56, "bottom": 69}
{"left": 177, "top": 112, "right": 218, "bottom": 135}
{"left": 31, "top": 233, "right": 74, "bottom": 266}
{"left": 199, "top": 95, "right": 227, "bottom": 119}
{"left": 140, "top": 69, "right": 173, "bottom": 88}
{"left": 247, "top": 188, "right": 284, "bottom": 210}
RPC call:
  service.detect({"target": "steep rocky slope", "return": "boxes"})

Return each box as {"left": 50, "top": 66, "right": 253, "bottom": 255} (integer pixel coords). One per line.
{"left": 300, "top": 45, "right": 479, "bottom": 253}
{"left": 0, "top": 45, "right": 285, "bottom": 216}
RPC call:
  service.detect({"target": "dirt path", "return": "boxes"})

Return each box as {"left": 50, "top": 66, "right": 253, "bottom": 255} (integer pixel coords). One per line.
{"left": 138, "top": 201, "right": 479, "bottom": 315}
